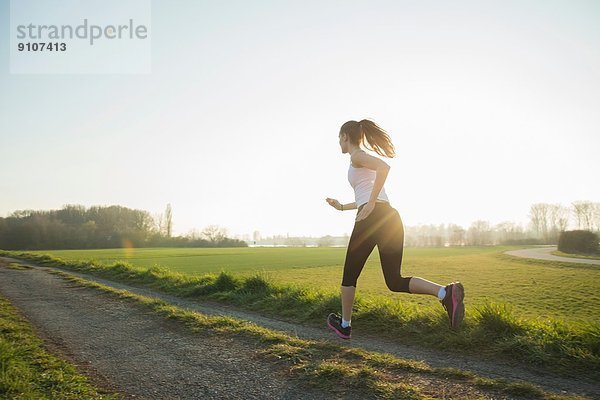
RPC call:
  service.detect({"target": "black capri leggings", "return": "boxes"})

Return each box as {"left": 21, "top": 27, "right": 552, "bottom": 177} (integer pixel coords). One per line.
{"left": 342, "top": 201, "right": 412, "bottom": 292}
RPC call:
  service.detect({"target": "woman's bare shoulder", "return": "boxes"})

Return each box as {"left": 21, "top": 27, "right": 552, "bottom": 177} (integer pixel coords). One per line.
{"left": 352, "top": 149, "right": 388, "bottom": 170}
{"left": 351, "top": 149, "right": 372, "bottom": 167}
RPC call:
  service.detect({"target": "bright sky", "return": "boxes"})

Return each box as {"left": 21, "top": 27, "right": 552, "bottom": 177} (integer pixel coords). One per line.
{"left": 1, "top": 0, "right": 599, "bottom": 238}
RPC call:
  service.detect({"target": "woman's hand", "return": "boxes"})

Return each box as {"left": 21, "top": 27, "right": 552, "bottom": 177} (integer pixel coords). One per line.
{"left": 326, "top": 197, "right": 342, "bottom": 210}
{"left": 355, "top": 201, "right": 375, "bottom": 222}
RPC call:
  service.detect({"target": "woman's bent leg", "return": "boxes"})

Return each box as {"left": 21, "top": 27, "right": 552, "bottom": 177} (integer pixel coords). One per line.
{"left": 377, "top": 206, "right": 413, "bottom": 293}
{"left": 376, "top": 205, "right": 465, "bottom": 328}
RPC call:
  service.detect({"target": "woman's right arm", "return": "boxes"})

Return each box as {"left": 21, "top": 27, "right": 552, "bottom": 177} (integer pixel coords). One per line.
{"left": 341, "top": 202, "right": 357, "bottom": 210}
{"left": 326, "top": 198, "right": 357, "bottom": 211}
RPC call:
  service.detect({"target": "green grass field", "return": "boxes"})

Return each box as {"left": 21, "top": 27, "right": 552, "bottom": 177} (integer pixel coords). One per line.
{"left": 28, "top": 245, "right": 600, "bottom": 324}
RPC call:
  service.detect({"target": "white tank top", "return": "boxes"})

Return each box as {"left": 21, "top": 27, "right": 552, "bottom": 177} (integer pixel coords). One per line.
{"left": 348, "top": 162, "right": 389, "bottom": 208}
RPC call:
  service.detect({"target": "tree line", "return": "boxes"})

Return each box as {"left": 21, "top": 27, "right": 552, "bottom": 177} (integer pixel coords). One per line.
{"left": 0, "top": 204, "right": 247, "bottom": 250}
{"left": 1, "top": 201, "right": 597, "bottom": 250}
{"left": 404, "top": 200, "right": 600, "bottom": 247}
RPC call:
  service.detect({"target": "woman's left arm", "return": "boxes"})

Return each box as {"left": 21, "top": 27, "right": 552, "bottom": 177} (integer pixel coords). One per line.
{"left": 352, "top": 151, "right": 390, "bottom": 221}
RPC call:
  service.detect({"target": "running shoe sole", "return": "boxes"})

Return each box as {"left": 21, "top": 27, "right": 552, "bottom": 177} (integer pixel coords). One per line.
{"left": 450, "top": 282, "right": 465, "bottom": 329}
{"left": 327, "top": 319, "right": 351, "bottom": 339}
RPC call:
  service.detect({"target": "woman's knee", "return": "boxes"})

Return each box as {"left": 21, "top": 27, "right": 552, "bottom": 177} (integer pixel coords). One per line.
{"left": 341, "top": 263, "right": 361, "bottom": 287}
{"left": 384, "top": 276, "right": 412, "bottom": 293}
{"left": 341, "top": 276, "right": 358, "bottom": 287}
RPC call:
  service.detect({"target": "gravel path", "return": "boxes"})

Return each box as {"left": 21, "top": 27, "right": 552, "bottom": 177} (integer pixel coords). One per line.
{"left": 0, "top": 256, "right": 598, "bottom": 399}
{"left": 504, "top": 246, "right": 600, "bottom": 265}
{"left": 0, "top": 260, "right": 327, "bottom": 400}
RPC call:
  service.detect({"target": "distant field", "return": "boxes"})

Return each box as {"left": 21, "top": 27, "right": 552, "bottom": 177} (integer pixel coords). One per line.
{"left": 29, "top": 246, "right": 600, "bottom": 323}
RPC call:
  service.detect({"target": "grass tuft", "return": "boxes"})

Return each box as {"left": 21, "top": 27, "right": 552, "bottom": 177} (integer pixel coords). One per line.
{"left": 214, "top": 271, "right": 242, "bottom": 292}
{"left": 242, "top": 273, "right": 272, "bottom": 295}
{"left": 474, "top": 302, "right": 524, "bottom": 336}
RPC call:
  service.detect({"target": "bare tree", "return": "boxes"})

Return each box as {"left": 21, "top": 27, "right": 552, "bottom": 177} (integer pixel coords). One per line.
{"left": 187, "top": 229, "right": 201, "bottom": 240}
{"left": 572, "top": 201, "right": 595, "bottom": 231}
{"left": 529, "top": 203, "right": 550, "bottom": 241}
{"left": 154, "top": 212, "right": 163, "bottom": 234}
{"left": 164, "top": 203, "right": 173, "bottom": 237}
{"left": 467, "top": 220, "right": 491, "bottom": 245}
{"left": 594, "top": 202, "right": 600, "bottom": 232}
{"left": 547, "top": 203, "right": 570, "bottom": 243}
{"left": 202, "top": 225, "right": 227, "bottom": 243}
{"left": 493, "top": 221, "right": 525, "bottom": 244}
{"left": 448, "top": 223, "right": 466, "bottom": 246}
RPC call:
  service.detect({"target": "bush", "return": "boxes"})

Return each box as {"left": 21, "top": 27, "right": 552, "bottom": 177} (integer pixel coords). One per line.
{"left": 558, "top": 230, "right": 600, "bottom": 255}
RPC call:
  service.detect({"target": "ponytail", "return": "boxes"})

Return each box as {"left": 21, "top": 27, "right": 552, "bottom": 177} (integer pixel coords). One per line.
{"left": 339, "top": 119, "right": 396, "bottom": 158}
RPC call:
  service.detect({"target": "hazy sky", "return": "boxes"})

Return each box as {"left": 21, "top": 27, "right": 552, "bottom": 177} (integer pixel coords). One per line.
{"left": 1, "top": 0, "right": 599, "bottom": 238}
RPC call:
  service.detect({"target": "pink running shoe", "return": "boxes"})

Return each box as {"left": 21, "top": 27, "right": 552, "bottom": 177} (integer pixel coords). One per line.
{"left": 440, "top": 282, "right": 465, "bottom": 330}
{"left": 327, "top": 313, "right": 352, "bottom": 339}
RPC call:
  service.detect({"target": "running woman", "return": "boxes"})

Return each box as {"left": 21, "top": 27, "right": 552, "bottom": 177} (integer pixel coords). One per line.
{"left": 325, "top": 119, "right": 465, "bottom": 339}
